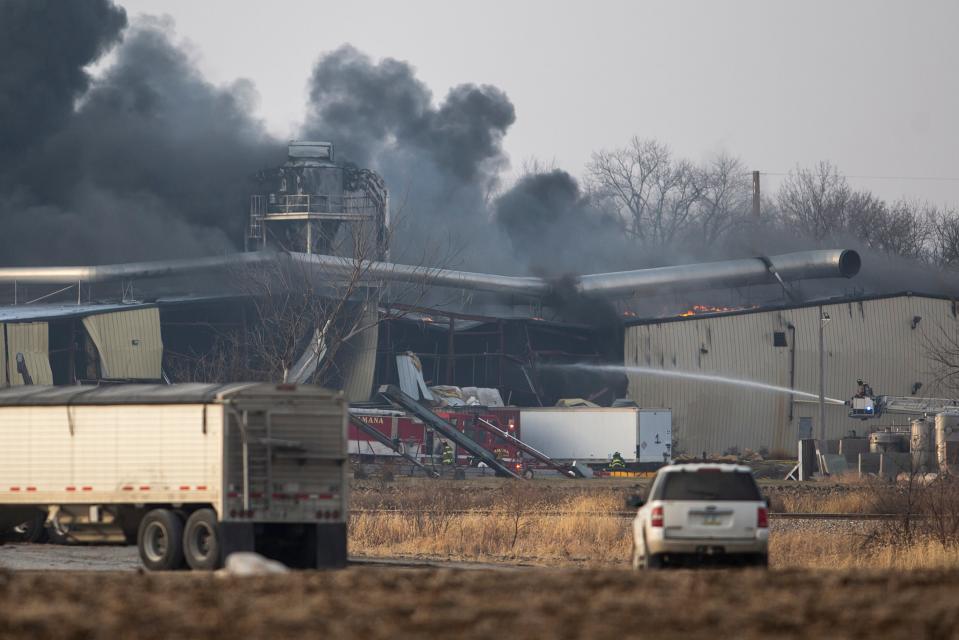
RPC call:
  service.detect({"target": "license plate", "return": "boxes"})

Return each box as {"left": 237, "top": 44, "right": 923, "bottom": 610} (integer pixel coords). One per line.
{"left": 702, "top": 513, "right": 722, "bottom": 525}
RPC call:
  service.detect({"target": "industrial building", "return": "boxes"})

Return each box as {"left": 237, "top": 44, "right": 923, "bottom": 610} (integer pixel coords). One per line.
{"left": 0, "top": 140, "right": 913, "bottom": 461}
{"left": 625, "top": 292, "right": 959, "bottom": 456}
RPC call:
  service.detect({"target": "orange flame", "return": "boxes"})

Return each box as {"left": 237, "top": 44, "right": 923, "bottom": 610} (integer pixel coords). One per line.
{"left": 677, "top": 304, "right": 755, "bottom": 317}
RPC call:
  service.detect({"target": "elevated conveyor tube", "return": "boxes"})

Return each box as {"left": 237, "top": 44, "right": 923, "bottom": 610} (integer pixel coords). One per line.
{"left": 0, "top": 249, "right": 860, "bottom": 300}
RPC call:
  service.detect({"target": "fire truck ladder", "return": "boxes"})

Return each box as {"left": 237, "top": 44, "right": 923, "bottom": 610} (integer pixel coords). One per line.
{"left": 473, "top": 417, "right": 582, "bottom": 478}
{"left": 348, "top": 413, "right": 439, "bottom": 478}
{"left": 877, "top": 395, "right": 959, "bottom": 417}
{"left": 851, "top": 394, "right": 959, "bottom": 419}
{"left": 377, "top": 385, "right": 522, "bottom": 479}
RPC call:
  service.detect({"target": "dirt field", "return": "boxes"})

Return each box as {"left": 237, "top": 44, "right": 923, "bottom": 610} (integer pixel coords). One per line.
{"left": 3, "top": 477, "right": 959, "bottom": 638}
{"left": 2, "top": 566, "right": 959, "bottom": 639}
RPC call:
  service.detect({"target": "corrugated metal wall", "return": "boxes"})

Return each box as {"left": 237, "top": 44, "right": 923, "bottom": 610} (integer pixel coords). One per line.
{"left": 625, "top": 295, "right": 959, "bottom": 455}
{"left": 339, "top": 302, "right": 379, "bottom": 402}
{"left": 82, "top": 308, "right": 163, "bottom": 379}
{"left": 2, "top": 322, "right": 53, "bottom": 386}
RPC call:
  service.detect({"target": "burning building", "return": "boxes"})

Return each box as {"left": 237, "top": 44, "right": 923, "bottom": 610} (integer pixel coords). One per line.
{"left": 0, "top": 141, "right": 879, "bottom": 457}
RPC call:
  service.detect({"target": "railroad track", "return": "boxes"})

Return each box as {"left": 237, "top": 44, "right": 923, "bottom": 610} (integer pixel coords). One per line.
{"left": 348, "top": 556, "right": 534, "bottom": 571}
{"left": 350, "top": 509, "right": 908, "bottom": 521}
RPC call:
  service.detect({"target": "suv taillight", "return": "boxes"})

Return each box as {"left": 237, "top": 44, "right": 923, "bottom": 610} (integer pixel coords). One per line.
{"left": 651, "top": 506, "right": 664, "bottom": 528}
{"left": 757, "top": 506, "right": 769, "bottom": 529}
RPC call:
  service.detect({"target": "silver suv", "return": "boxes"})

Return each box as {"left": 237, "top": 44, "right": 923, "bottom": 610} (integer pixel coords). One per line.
{"left": 630, "top": 463, "right": 769, "bottom": 569}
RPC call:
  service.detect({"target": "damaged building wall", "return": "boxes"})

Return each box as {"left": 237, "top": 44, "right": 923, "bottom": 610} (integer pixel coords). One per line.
{"left": 375, "top": 311, "right": 624, "bottom": 407}
{"left": 82, "top": 308, "right": 163, "bottom": 380}
{"left": 1, "top": 322, "right": 54, "bottom": 386}
{"left": 625, "top": 294, "right": 959, "bottom": 455}
{"left": 337, "top": 301, "right": 380, "bottom": 402}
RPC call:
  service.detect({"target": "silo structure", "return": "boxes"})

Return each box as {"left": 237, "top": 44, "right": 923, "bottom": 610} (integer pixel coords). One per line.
{"left": 936, "top": 412, "right": 959, "bottom": 473}
{"left": 910, "top": 418, "right": 935, "bottom": 472}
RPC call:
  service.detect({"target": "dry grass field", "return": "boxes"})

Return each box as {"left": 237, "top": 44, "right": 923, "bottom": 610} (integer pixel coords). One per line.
{"left": 349, "top": 477, "right": 959, "bottom": 570}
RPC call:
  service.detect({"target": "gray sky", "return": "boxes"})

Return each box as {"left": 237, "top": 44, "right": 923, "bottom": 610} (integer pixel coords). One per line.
{"left": 117, "top": 0, "right": 959, "bottom": 205}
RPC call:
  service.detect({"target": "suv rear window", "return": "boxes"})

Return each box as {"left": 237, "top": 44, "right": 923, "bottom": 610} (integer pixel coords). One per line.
{"left": 659, "top": 470, "right": 761, "bottom": 501}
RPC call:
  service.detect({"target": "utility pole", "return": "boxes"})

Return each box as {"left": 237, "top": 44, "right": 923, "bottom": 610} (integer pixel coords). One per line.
{"left": 818, "top": 307, "right": 831, "bottom": 443}
{"left": 752, "top": 171, "right": 761, "bottom": 217}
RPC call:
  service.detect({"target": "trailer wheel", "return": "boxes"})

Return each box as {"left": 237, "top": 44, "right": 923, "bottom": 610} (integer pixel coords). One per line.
{"left": 183, "top": 509, "right": 221, "bottom": 571}
{"left": 138, "top": 509, "right": 185, "bottom": 571}
{"left": 5, "top": 511, "right": 48, "bottom": 544}
{"left": 522, "top": 468, "right": 535, "bottom": 480}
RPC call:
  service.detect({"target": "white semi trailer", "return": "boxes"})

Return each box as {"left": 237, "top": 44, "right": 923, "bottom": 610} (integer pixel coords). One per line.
{"left": 518, "top": 407, "right": 672, "bottom": 467}
{"left": 0, "top": 383, "right": 348, "bottom": 571}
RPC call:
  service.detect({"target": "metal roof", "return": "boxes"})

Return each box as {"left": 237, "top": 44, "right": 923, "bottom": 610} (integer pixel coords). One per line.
{"left": 623, "top": 291, "right": 956, "bottom": 327}
{"left": 0, "top": 294, "right": 244, "bottom": 323}
{"left": 0, "top": 383, "right": 339, "bottom": 406}
{"left": 0, "top": 301, "right": 156, "bottom": 323}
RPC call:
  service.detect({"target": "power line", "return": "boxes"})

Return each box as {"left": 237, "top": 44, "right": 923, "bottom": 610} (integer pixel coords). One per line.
{"left": 760, "top": 172, "right": 959, "bottom": 183}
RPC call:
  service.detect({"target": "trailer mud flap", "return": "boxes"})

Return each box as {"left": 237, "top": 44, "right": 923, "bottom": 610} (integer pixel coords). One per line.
{"left": 219, "top": 522, "right": 255, "bottom": 562}
{"left": 314, "top": 522, "right": 348, "bottom": 569}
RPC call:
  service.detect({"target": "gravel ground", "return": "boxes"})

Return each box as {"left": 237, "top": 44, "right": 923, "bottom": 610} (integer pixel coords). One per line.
{"left": 0, "top": 543, "right": 139, "bottom": 572}
{"left": 770, "top": 517, "right": 878, "bottom": 536}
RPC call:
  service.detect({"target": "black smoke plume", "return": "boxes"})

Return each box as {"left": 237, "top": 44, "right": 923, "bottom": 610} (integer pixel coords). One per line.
{"left": 0, "top": 3, "right": 282, "bottom": 265}
{"left": 493, "top": 170, "right": 636, "bottom": 276}
{"left": 1, "top": 2, "right": 952, "bottom": 315}
{"left": 0, "top": 0, "right": 126, "bottom": 168}
{"left": 302, "top": 45, "right": 516, "bottom": 269}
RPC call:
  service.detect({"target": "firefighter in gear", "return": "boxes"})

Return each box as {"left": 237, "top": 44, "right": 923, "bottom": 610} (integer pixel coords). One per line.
{"left": 609, "top": 451, "right": 626, "bottom": 470}
{"left": 442, "top": 442, "right": 454, "bottom": 466}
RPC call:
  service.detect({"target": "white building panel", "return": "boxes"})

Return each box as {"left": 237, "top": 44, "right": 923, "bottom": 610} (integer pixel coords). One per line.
{"left": 520, "top": 407, "right": 645, "bottom": 462}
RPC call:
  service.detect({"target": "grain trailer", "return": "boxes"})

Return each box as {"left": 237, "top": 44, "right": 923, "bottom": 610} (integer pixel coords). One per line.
{"left": 0, "top": 383, "right": 348, "bottom": 571}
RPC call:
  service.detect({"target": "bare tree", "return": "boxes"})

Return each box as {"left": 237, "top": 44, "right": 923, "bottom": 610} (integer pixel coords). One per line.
{"left": 776, "top": 163, "right": 936, "bottom": 262}
{"left": 166, "top": 214, "right": 448, "bottom": 395}
{"left": 872, "top": 199, "right": 934, "bottom": 261}
{"left": 924, "top": 324, "right": 959, "bottom": 396}
{"left": 931, "top": 207, "right": 959, "bottom": 267}
{"left": 776, "top": 161, "right": 854, "bottom": 238}
{"left": 586, "top": 137, "right": 702, "bottom": 244}
{"left": 694, "top": 153, "right": 752, "bottom": 245}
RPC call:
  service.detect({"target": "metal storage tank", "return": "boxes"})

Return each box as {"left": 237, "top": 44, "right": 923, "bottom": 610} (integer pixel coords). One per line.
{"left": 935, "top": 412, "right": 959, "bottom": 473}
{"left": 869, "top": 430, "right": 907, "bottom": 454}
{"left": 910, "top": 418, "right": 936, "bottom": 472}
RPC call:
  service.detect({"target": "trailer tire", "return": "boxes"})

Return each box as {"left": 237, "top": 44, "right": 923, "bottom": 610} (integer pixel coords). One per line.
{"left": 138, "top": 509, "right": 185, "bottom": 571}
{"left": 4, "top": 511, "right": 48, "bottom": 544}
{"left": 522, "top": 468, "right": 534, "bottom": 479}
{"left": 183, "top": 508, "right": 222, "bottom": 571}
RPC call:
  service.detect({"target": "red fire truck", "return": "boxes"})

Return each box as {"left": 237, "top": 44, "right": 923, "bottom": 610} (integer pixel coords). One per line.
{"left": 349, "top": 406, "right": 525, "bottom": 475}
